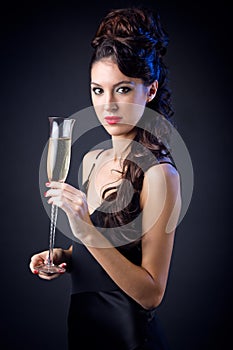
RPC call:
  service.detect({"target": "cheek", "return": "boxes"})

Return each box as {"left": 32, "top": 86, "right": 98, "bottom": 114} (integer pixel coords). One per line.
{"left": 91, "top": 93, "right": 102, "bottom": 115}
{"left": 134, "top": 92, "right": 147, "bottom": 106}
{"left": 93, "top": 104, "right": 104, "bottom": 122}
{"left": 121, "top": 103, "right": 146, "bottom": 126}
{"left": 90, "top": 92, "right": 97, "bottom": 105}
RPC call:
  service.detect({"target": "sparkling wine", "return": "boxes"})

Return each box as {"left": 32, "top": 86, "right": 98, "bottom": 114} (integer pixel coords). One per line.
{"left": 36, "top": 117, "right": 75, "bottom": 276}
{"left": 47, "top": 137, "right": 71, "bottom": 182}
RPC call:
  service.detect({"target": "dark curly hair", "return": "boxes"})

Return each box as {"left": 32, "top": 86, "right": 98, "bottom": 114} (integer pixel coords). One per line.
{"left": 89, "top": 7, "right": 176, "bottom": 244}
{"left": 91, "top": 7, "right": 174, "bottom": 122}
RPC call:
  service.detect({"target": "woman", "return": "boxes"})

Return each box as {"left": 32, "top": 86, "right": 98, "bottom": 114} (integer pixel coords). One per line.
{"left": 30, "top": 7, "right": 181, "bottom": 350}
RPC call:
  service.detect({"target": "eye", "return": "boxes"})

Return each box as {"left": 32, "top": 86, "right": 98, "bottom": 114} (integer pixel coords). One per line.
{"left": 92, "top": 87, "right": 104, "bottom": 95}
{"left": 117, "top": 86, "right": 131, "bottom": 94}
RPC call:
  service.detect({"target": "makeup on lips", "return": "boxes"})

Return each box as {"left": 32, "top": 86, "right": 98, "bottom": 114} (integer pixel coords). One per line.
{"left": 104, "top": 116, "right": 122, "bottom": 125}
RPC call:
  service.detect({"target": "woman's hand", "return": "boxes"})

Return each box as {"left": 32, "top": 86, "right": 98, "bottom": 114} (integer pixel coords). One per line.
{"left": 29, "top": 248, "right": 67, "bottom": 280}
{"left": 45, "top": 182, "right": 95, "bottom": 244}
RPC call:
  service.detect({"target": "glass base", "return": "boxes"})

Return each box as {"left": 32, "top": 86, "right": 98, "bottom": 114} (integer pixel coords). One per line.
{"left": 35, "top": 263, "right": 65, "bottom": 276}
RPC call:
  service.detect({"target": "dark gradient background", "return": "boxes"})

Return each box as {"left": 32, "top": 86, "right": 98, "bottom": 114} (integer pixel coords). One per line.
{"left": 0, "top": 0, "right": 232, "bottom": 349}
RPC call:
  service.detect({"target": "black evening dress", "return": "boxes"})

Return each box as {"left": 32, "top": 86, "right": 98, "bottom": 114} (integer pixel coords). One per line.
{"left": 68, "top": 149, "right": 175, "bottom": 350}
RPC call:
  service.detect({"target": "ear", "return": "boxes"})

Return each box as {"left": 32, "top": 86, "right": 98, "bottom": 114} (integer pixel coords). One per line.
{"left": 147, "top": 80, "right": 158, "bottom": 103}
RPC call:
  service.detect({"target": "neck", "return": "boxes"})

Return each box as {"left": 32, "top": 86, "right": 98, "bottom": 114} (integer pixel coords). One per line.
{"left": 111, "top": 133, "right": 136, "bottom": 161}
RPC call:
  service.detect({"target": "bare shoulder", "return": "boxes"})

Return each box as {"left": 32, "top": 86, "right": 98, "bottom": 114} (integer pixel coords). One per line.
{"left": 141, "top": 163, "right": 181, "bottom": 235}
{"left": 141, "top": 163, "right": 180, "bottom": 204}
{"left": 145, "top": 163, "right": 180, "bottom": 184}
{"left": 83, "top": 149, "right": 104, "bottom": 164}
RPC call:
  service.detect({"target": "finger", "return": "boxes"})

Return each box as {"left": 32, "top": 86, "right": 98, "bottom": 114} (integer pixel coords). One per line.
{"left": 45, "top": 188, "right": 61, "bottom": 198}
{"left": 47, "top": 198, "right": 75, "bottom": 216}
{"left": 60, "top": 192, "right": 85, "bottom": 205}
{"left": 30, "top": 257, "right": 44, "bottom": 272}
{"left": 29, "top": 251, "right": 50, "bottom": 274}
{"left": 29, "top": 262, "right": 39, "bottom": 275}
{"left": 45, "top": 188, "right": 86, "bottom": 207}
{"left": 49, "top": 197, "right": 88, "bottom": 221}
{"left": 29, "top": 262, "right": 40, "bottom": 275}
{"left": 58, "top": 262, "right": 67, "bottom": 269}
{"left": 46, "top": 181, "right": 62, "bottom": 189}
{"left": 45, "top": 190, "right": 80, "bottom": 210}
{"left": 46, "top": 182, "right": 75, "bottom": 193}
{"left": 46, "top": 182, "right": 86, "bottom": 198}
{"left": 45, "top": 188, "right": 80, "bottom": 199}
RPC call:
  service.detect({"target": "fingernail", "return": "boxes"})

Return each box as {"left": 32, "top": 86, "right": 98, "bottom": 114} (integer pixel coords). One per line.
{"left": 45, "top": 182, "right": 50, "bottom": 187}
{"left": 44, "top": 191, "right": 47, "bottom": 197}
{"left": 34, "top": 270, "right": 39, "bottom": 274}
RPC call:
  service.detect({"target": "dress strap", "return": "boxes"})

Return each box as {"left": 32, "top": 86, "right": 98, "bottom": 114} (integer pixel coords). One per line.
{"left": 86, "top": 149, "right": 104, "bottom": 181}
{"left": 157, "top": 160, "right": 177, "bottom": 170}
{"left": 156, "top": 150, "right": 177, "bottom": 170}
{"left": 83, "top": 149, "right": 105, "bottom": 193}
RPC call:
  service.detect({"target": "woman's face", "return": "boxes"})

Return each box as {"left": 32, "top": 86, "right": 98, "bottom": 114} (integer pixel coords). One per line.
{"left": 90, "top": 58, "right": 156, "bottom": 139}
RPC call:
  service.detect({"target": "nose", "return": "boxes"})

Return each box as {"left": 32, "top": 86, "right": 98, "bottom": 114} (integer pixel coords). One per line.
{"left": 104, "top": 102, "right": 118, "bottom": 113}
{"left": 103, "top": 92, "right": 118, "bottom": 113}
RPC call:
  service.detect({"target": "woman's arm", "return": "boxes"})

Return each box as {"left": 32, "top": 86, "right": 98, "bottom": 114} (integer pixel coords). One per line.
{"left": 45, "top": 163, "right": 181, "bottom": 308}
{"left": 85, "top": 163, "right": 181, "bottom": 309}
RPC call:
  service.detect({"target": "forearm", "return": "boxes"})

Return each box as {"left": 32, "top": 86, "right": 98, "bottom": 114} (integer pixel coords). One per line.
{"left": 85, "top": 238, "right": 161, "bottom": 309}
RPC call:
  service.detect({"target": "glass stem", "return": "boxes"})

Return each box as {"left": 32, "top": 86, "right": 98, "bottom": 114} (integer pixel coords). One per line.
{"left": 48, "top": 204, "right": 58, "bottom": 266}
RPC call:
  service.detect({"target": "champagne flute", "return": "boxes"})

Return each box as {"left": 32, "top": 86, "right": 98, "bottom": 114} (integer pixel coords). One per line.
{"left": 36, "top": 116, "right": 75, "bottom": 275}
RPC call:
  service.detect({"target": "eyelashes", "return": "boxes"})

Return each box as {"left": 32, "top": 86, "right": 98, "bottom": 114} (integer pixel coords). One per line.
{"left": 117, "top": 87, "right": 132, "bottom": 94}
{"left": 92, "top": 86, "right": 132, "bottom": 95}
{"left": 92, "top": 87, "right": 103, "bottom": 95}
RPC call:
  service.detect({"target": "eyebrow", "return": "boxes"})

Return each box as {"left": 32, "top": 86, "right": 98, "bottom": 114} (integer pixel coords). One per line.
{"left": 90, "top": 80, "right": 135, "bottom": 88}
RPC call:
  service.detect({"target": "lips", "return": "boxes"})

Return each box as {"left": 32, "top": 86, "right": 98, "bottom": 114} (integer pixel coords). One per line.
{"left": 104, "top": 116, "right": 122, "bottom": 125}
